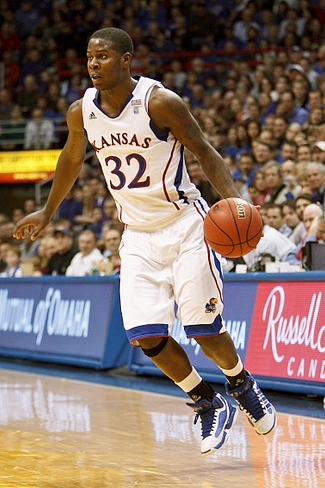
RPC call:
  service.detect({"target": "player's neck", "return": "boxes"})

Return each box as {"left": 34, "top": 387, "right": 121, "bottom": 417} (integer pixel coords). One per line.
{"left": 98, "top": 77, "right": 137, "bottom": 117}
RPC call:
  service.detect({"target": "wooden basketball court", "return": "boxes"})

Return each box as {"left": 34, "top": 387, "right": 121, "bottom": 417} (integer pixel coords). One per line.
{"left": 0, "top": 367, "right": 324, "bottom": 488}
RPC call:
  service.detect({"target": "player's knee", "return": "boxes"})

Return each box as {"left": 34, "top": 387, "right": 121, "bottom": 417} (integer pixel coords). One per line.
{"left": 140, "top": 336, "right": 169, "bottom": 357}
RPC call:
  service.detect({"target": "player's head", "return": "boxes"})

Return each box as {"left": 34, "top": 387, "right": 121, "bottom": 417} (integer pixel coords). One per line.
{"left": 87, "top": 28, "right": 134, "bottom": 89}
{"left": 89, "top": 28, "right": 134, "bottom": 57}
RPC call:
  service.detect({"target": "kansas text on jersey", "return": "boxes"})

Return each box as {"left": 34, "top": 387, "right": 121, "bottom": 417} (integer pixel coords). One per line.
{"left": 82, "top": 76, "right": 201, "bottom": 231}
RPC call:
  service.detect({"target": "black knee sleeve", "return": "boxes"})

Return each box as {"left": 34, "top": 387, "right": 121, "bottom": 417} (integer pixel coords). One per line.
{"left": 140, "top": 336, "right": 169, "bottom": 358}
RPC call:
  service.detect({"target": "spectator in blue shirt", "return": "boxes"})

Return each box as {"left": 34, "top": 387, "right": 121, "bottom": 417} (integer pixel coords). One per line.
{"left": 58, "top": 188, "right": 83, "bottom": 224}
{"left": 277, "top": 90, "right": 309, "bottom": 126}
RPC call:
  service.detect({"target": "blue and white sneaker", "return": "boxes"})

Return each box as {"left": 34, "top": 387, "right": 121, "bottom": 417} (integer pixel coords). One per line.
{"left": 187, "top": 393, "right": 238, "bottom": 456}
{"left": 225, "top": 372, "right": 276, "bottom": 435}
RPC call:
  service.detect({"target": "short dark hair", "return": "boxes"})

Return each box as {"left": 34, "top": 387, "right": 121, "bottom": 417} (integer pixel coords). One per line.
{"left": 294, "top": 193, "right": 315, "bottom": 207}
{"left": 281, "top": 199, "right": 296, "bottom": 211}
{"left": 282, "top": 139, "right": 297, "bottom": 149}
{"left": 89, "top": 27, "right": 134, "bottom": 56}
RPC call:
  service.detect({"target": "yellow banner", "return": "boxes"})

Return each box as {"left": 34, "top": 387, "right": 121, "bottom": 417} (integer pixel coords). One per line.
{"left": 0, "top": 149, "right": 60, "bottom": 174}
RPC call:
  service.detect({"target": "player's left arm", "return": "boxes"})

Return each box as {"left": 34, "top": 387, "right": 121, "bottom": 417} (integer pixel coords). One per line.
{"left": 148, "top": 87, "right": 241, "bottom": 199}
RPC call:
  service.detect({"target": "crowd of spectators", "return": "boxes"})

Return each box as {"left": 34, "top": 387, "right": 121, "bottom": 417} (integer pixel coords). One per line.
{"left": 1, "top": 0, "right": 325, "bottom": 274}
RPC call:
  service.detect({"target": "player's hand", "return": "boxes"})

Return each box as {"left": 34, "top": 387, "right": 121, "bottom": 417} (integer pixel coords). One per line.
{"left": 13, "top": 209, "right": 51, "bottom": 241}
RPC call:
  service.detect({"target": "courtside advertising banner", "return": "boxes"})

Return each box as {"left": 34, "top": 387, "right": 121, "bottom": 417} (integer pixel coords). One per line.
{"left": 0, "top": 276, "right": 128, "bottom": 369}
{"left": 245, "top": 282, "right": 325, "bottom": 383}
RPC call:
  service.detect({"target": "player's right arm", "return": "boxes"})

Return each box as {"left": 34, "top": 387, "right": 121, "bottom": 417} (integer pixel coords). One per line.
{"left": 13, "top": 99, "right": 88, "bottom": 241}
{"left": 148, "top": 86, "right": 241, "bottom": 200}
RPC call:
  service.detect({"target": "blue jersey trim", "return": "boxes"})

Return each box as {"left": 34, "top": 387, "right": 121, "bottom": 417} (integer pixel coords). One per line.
{"left": 184, "top": 314, "right": 224, "bottom": 338}
{"left": 212, "top": 249, "right": 224, "bottom": 281}
{"left": 126, "top": 323, "right": 169, "bottom": 342}
{"left": 93, "top": 93, "right": 133, "bottom": 118}
{"left": 149, "top": 119, "right": 168, "bottom": 141}
{"left": 196, "top": 198, "right": 209, "bottom": 215}
{"left": 174, "top": 145, "right": 189, "bottom": 204}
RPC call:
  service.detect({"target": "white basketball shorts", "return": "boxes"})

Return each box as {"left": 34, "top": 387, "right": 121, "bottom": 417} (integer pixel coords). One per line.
{"left": 119, "top": 200, "right": 226, "bottom": 344}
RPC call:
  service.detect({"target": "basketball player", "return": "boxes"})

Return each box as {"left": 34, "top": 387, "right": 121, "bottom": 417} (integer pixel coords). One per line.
{"left": 13, "top": 28, "right": 276, "bottom": 455}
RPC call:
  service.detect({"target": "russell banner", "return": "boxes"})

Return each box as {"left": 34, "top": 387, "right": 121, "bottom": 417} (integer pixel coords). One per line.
{"left": 245, "top": 282, "right": 325, "bottom": 384}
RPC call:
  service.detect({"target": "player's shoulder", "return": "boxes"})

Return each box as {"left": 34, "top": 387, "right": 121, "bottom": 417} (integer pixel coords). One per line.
{"left": 69, "top": 87, "right": 96, "bottom": 113}
{"left": 68, "top": 98, "right": 83, "bottom": 115}
{"left": 67, "top": 98, "right": 84, "bottom": 129}
{"left": 149, "top": 83, "right": 184, "bottom": 112}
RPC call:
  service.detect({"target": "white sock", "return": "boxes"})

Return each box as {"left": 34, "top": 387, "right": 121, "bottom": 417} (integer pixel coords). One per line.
{"left": 219, "top": 355, "right": 244, "bottom": 377}
{"left": 175, "top": 367, "right": 202, "bottom": 393}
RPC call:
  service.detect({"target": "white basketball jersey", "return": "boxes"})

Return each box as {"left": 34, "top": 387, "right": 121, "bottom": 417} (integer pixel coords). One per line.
{"left": 82, "top": 77, "right": 201, "bottom": 231}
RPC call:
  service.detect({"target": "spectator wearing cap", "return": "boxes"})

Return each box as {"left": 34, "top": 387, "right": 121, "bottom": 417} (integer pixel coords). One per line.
{"left": 311, "top": 141, "right": 325, "bottom": 164}
{"left": 44, "top": 226, "right": 77, "bottom": 276}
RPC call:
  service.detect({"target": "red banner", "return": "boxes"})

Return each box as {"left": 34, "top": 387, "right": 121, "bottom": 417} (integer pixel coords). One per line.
{"left": 245, "top": 282, "right": 325, "bottom": 382}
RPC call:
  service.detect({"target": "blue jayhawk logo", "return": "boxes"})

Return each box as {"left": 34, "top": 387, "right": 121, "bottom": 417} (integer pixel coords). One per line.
{"left": 205, "top": 297, "right": 218, "bottom": 313}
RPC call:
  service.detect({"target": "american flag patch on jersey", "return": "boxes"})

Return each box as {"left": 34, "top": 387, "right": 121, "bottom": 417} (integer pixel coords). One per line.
{"left": 131, "top": 99, "right": 142, "bottom": 106}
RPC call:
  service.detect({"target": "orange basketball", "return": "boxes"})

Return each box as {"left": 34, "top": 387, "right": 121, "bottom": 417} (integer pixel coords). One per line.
{"left": 204, "top": 198, "right": 263, "bottom": 258}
